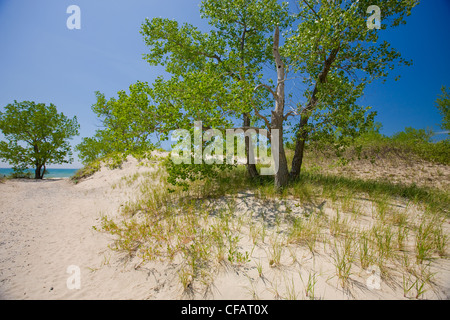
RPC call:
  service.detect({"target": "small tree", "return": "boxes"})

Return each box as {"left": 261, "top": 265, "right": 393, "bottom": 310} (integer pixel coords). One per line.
{"left": 75, "top": 81, "right": 169, "bottom": 165}
{"left": 435, "top": 86, "right": 450, "bottom": 132}
{"left": 0, "top": 101, "right": 79, "bottom": 179}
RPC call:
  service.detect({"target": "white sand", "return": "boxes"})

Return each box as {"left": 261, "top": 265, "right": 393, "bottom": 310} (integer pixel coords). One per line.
{"left": 1, "top": 155, "right": 449, "bottom": 300}
{"left": 0, "top": 157, "right": 159, "bottom": 299}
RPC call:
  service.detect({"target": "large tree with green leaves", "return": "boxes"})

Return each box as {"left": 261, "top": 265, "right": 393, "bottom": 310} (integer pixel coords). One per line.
{"left": 140, "top": 0, "right": 292, "bottom": 183}
{"left": 0, "top": 101, "right": 79, "bottom": 179}
{"left": 78, "top": 0, "right": 418, "bottom": 189}
{"left": 281, "top": 0, "right": 418, "bottom": 181}
{"left": 139, "top": 0, "right": 418, "bottom": 189}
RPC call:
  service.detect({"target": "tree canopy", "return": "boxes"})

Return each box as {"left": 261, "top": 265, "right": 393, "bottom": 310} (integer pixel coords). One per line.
{"left": 76, "top": 81, "right": 171, "bottom": 165}
{"left": 76, "top": 0, "right": 419, "bottom": 189}
{"left": 0, "top": 101, "right": 79, "bottom": 179}
{"left": 137, "top": 0, "right": 418, "bottom": 188}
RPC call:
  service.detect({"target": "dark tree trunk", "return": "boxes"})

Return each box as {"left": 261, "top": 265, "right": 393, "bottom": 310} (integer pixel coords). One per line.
{"left": 35, "top": 165, "right": 42, "bottom": 179}
{"left": 34, "top": 163, "right": 46, "bottom": 179}
{"left": 290, "top": 114, "right": 309, "bottom": 180}
{"left": 290, "top": 45, "right": 340, "bottom": 181}
{"left": 244, "top": 112, "right": 259, "bottom": 178}
{"left": 273, "top": 115, "right": 289, "bottom": 189}
{"left": 33, "top": 144, "right": 44, "bottom": 179}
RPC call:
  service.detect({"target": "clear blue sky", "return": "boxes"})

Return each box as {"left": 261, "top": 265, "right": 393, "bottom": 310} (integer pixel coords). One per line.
{"left": 0, "top": 0, "right": 449, "bottom": 168}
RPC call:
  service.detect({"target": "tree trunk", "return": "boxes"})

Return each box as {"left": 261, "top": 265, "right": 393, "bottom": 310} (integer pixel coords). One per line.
{"left": 33, "top": 144, "right": 45, "bottom": 179}
{"left": 244, "top": 112, "right": 259, "bottom": 178}
{"left": 272, "top": 26, "right": 289, "bottom": 189}
{"left": 273, "top": 115, "right": 289, "bottom": 189}
{"left": 290, "top": 45, "right": 340, "bottom": 181}
{"left": 35, "top": 165, "right": 42, "bottom": 179}
{"left": 290, "top": 114, "right": 309, "bottom": 180}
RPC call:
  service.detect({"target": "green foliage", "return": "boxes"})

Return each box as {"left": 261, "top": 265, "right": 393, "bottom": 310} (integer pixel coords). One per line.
{"left": 140, "top": 0, "right": 291, "bottom": 188}
{"left": 0, "top": 100, "right": 79, "bottom": 179}
{"left": 71, "top": 158, "right": 102, "bottom": 183}
{"left": 413, "top": 139, "right": 450, "bottom": 165}
{"left": 145, "top": 0, "right": 417, "bottom": 187}
{"left": 435, "top": 86, "right": 450, "bottom": 131}
{"left": 392, "top": 127, "right": 433, "bottom": 143}
{"left": 9, "top": 169, "right": 33, "bottom": 179}
{"left": 300, "top": 170, "right": 449, "bottom": 216}
{"left": 390, "top": 127, "right": 449, "bottom": 165}
{"left": 283, "top": 0, "right": 418, "bottom": 168}
{"left": 353, "top": 125, "right": 450, "bottom": 165}
{"left": 82, "top": 0, "right": 419, "bottom": 189}
{"left": 74, "top": 136, "right": 107, "bottom": 165}
{"left": 163, "top": 157, "right": 233, "bottom": 191}
{"left": 76, "top": 81, "right": 167, "bottom": 165}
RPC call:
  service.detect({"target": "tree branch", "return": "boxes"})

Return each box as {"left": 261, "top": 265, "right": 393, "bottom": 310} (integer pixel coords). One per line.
{"left": 301, "top": 0, "right": 321, "bottom": 21}
{"left": 283, "top": 109, "right": 299, "bottom": 121}
{"left": 254, "top": 83, "right": 278, "bottom": 99}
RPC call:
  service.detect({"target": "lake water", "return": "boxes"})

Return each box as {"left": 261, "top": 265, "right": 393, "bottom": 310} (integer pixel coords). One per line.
{"left": 0, "top": 168, "right": 79, "bottom": 179}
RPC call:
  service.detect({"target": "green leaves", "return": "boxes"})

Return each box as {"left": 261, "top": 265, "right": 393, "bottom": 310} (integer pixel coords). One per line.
{"left": 139, "top": 0, "right": 293, "bottom": 187}
{"left": 0, "top": 101, "right": 79, "bottom": 178}
{"left": 435, "top": 86, "right": 450, "bottom": 132}
{"left": 76, "top": 81, "right": 165, "bottom": 165}
{"left": 76, "top": 0, "right": 419, "bottom": 188}
{"left": 284, "top": 0, "right": 417, "bottom": 161}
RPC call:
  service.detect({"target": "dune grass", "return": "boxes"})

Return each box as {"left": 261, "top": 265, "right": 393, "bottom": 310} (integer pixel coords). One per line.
{"left": 94, "top": 148, "right": 448, "bottom": 299}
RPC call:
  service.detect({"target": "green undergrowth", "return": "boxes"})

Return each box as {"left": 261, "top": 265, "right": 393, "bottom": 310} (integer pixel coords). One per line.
{"left": 298, "top": 171, "right": 449, "bottom": 217}
{"left": 353, "top": 129, "right": 449, "bottom": 165}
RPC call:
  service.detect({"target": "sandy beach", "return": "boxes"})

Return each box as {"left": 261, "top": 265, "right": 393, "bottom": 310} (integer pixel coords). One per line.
{"left": 1, "top": 156, "right": 449, "bottom": 300}
{"left": 0, "top": 158, "right": 158, "bottom": 299}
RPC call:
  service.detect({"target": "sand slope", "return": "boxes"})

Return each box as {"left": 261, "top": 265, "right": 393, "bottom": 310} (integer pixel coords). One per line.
{"left": 0, "top": 157, "right": 158, "bottom": 299}
{"left": 1, "top": 155, "right": 449, "bottom": 300}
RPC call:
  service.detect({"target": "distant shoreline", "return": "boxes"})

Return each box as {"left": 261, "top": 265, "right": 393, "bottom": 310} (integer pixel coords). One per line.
{"left": 0, "top": 168, "right": 80, "bottom": 179}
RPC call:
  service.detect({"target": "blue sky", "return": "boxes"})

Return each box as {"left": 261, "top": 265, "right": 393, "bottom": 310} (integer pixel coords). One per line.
{"left": 0, "top": 0, "right": 449, "bottom": 168}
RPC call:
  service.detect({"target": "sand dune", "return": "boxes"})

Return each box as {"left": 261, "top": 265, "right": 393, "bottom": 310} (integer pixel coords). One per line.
{"left": 0, "top": 157, "right": 159, "bottom": 299}
{"left": 1, "top": 155, "right": 449, "bottom": 300}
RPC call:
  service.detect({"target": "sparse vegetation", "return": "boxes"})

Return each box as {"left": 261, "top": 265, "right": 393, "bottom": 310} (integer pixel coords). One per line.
{"left": 71, "top": 158, "right": 102, "bottom": 182}
{"left": 93, "top": 145, "right": 448, "bottom": 299}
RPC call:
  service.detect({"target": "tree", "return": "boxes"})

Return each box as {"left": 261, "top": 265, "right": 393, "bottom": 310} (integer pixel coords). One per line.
{"left": 80, "top": 0, "right": 417, "bottom": 190}
{"left": 435, "top": 86, "right": 450, "bottom": 132}
{"left": 252, "top": 25, "right": 291, "bottom": 188}
{"left": 141, "top": 0, "right": 419, "bottom": 189}
{"left": 140, "top": 0, "right": 292, "bottom": 183}
{"left": 76, "top": 81, "right": 170, "bottom": 164}
{"left": 282, "top": 0, "right": 418, "bottom": 181}
{"left": 0, "top": 101, "right": 79, "bottom": 179}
